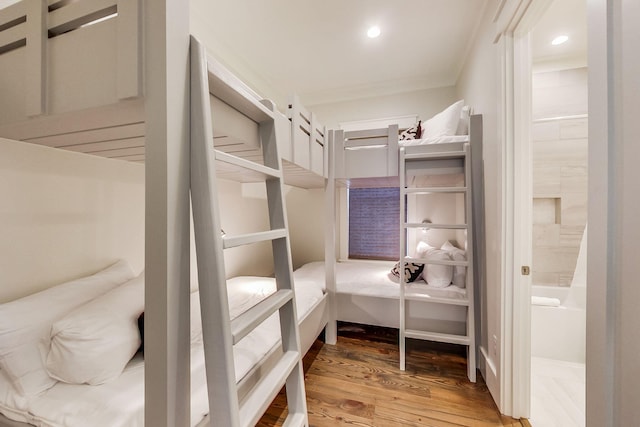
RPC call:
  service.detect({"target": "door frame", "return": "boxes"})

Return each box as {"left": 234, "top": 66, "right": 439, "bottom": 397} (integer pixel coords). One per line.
{"left": 494, "top": 0, "right": 554, "bottom": 418}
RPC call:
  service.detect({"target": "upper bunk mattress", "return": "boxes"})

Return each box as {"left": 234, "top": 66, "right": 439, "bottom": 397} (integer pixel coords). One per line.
{"left": 399, "top": 134, "right": 469, "bottom": 147}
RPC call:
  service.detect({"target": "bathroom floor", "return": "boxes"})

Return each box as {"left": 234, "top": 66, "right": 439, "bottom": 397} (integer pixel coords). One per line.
{"left": 529, "top": 357, "right": 585, "bottom": 427}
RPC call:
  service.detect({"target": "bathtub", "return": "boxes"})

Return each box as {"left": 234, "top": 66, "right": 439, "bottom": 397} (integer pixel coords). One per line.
{"left": 531, "top": 285, "right": 586, "bottom": 363}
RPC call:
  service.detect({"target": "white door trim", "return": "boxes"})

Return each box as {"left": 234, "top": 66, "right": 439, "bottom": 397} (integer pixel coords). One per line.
{"left": 494, "top": 0, "right": 553, "bottom": 419}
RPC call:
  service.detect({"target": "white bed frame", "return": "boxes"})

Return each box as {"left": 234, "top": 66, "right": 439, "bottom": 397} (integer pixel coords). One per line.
{"left": 0, "top": 1, "right": 326, "bottom": 189}
{"left": 0, "top": 1, "right": 328, "bottom": 426}
{"left": 324, "top": 115, "right": 484, "bottom": 382}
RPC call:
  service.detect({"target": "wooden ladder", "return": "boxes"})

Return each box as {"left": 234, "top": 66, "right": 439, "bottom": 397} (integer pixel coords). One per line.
{"left": 189, "top": 36, "right": 308, "bottom": 427}
{"left": 399, "top": 143, "right": 477, "bottom": 383}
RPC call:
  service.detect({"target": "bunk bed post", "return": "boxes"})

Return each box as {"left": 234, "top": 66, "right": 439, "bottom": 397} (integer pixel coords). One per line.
{"left": 333, "top": 129, "right": 345, "bottom": 179}
{"left": 24, "top": 0, "right": 46, "bottom": 117}
{"left": 143, "top": 1, "right": 191, "bottom": 426}
{"left": 470, "top": 114, "right": 485, "bottom": 374}
{"left": 399, "top": 146, "right": 407, "bottom": 371}
{"left": 387, "top": 124, "right": 399, "bottom": 176}
{"left": 324, "top": 130, "right": 338, "bottom": 345}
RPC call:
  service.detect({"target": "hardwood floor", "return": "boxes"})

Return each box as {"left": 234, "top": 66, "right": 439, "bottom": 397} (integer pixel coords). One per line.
{"left": 258, "top": 323, "right": 526, "bottom": 427}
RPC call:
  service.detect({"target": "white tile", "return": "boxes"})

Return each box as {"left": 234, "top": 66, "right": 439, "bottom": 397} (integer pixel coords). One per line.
{"left": 560, "top": 119, "right": 588, "bottom": 139}
{"left": 533, "top": 121, "right": 561, "bottom": 141}
{"left": 531, "top": 357, "right": 585, "bottom": 427}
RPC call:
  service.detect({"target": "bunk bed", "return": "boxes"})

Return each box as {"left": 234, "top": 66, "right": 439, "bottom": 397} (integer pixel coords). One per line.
{"left": 0, "top": 1, "right": 328, "bottom": 425}
{"left": 0, "top": 263, "right": 327, "bottom": 427}
{"left": 0, "top": 1, "right": 327, "bottom": 188}
{"left": 324, "top": 101, "right": 483, "bottom": 382}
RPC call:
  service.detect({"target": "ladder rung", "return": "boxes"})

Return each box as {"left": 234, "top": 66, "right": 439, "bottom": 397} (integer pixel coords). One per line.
{"left": 403, "top": 222, "right": 467, "bottom": 230}
{"left": 239, "top": 350, "right": 300, "bottom": 427}
{"left": 404, "top": 256, "right": 468, "bottom": 267}
{"left": 404, "top": 186, "right": 467, "bottom": 194}
{"left": 403, "top": 292, "right": 470, "bottom": 306}
{"left": 404, "top": 329, "right": 470, "bottom": 345}
{"left": 223, "top": 228, "right": 287, "bottom": 249}
{"left": 215, "top": 150, "right": 280, "bottom": 178}
{"left": 230, "top": 289, "right": 293, "bottom": 344}
{"left": 282, "top": 412, "right": 307, "bottom": 427}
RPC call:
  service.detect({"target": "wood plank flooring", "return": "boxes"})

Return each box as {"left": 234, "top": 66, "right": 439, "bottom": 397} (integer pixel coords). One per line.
{"left": 258, "top": 322, "right": 526, "bottom": 427}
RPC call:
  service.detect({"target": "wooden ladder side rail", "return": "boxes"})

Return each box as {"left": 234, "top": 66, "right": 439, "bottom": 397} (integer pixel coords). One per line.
{"left": 190, "top": 36, "right": 308, "bottom": 427}
{"left": 260, "top": 102, "right": 309, "bottom": 426}
{"left": 190, "top": 36, "right": 241, "bottom": 427}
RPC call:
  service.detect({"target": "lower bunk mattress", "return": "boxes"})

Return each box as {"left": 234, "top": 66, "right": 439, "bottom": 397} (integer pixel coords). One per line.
{"left": 295, "top": 260, "right": 467, "bottom": 301}
{"left": 295, "top": 260, "right": 468, "bottom": 331}
{"left": 0, "top": 275, "right": 326, "bottom": 427}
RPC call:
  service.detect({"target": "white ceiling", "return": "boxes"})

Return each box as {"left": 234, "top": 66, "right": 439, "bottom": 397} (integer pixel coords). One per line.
{"left": 202, "top": 0, "right": 488, "bottom": 106}
{"left": 0, "top": 0, "right": 587, "bottom": 105}
{"left": 532, "top": 0, "right": 587, "bottom": 69}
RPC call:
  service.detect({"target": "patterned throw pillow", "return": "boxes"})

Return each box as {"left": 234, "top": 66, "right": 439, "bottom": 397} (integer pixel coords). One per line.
{"left": 399, "top": 120, "right": 422, "bottom": 141}
{"left": 391, "top": 261, "right": 424, "bottom": 283}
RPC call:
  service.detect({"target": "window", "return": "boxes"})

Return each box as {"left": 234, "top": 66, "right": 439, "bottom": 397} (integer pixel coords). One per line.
{"left": 348, "top": 187, "right": 400, "bottom": 260}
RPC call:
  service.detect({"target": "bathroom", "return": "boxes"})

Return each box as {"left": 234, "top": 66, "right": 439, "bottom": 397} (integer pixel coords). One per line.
{"left": 529, "top": 1, "right": 587, "bottom": 425}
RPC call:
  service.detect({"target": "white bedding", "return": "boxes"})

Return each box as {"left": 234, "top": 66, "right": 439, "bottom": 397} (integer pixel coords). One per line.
{"left": 296, "top": 261, "right": 467, "bottom": 301}
{"left": 399, "top": 134, "right": 470, "bottom": 147}
{"left": 0, "top": 276, "right": 325, "bottom": 427}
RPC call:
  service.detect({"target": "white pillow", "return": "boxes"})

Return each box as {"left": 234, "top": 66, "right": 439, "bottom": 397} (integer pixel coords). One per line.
{"left": 456, "top": 105, "right": 471, "bottom": 136}
{"left": 442, "top": 241, "right": 467, "bottom": 288}
{"left": 415, "top": 240, "right": 434, "bottom": 257}
{"left": 421, "top": 100, "right": 465, "bottom": 140}
{"left": 46, "top": 272, "right": 144, "bottom": 385}
{"left": 0, "top": 260, "right": 135, "bottom": 396}
{"left": 422, "top": 249, "right": 453, "bottom": 288}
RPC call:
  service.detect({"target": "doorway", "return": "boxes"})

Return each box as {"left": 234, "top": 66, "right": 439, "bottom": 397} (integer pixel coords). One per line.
{"left": 527, "top": 0, "right": 588, "bottom": 425}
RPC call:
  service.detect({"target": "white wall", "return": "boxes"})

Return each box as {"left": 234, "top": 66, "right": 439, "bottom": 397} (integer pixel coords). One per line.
{"left": 286, "top": 187, "right": 325, "bottom": 269}
{"left": 0, "top": 138, "right": 145, "bottom": 303}
{"left": 189, "top": 0, "right": 288, "bottom": 110}
{"left": 308, "top": 86, "right": 458, "bottom": 130}
{"left": 531, "top": 68, "right": 588, "bottom": 287}
{"left": 0, "top": 138, "right": 325, "bottom": 302}
{"left": 454, "top": 2, "right": 501, "bottom": 404}
{"left": 588, "top": 1, "right": 640, "bottom": 425}
{"left": 216, "top": 182, "right": 325, "bottom": 277}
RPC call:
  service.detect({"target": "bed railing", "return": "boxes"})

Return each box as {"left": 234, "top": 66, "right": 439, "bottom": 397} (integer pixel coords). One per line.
{"left": 0, "top": 0, "right": 141, "bottom": 118}
{"left": 287, "top": 94, "right": 327, "bottom": 178}
{"left": 333, "top": 125, "right": 399, "bottom": 179}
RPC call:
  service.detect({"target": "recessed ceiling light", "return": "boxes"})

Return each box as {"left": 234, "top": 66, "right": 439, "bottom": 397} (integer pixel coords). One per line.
{"left": 367, "top": 25, "right": 381, "bottom": 38}
{"left": 551, "top": 35, "right": 569, "bottom": 45}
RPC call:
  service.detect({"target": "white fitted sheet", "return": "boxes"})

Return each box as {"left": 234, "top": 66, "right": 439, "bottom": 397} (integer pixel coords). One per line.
{"left": 399, "top": 134, "right": 470, "bottom": 147}
{"left": 0, "top": 276, "right": 325, "bottom": 427}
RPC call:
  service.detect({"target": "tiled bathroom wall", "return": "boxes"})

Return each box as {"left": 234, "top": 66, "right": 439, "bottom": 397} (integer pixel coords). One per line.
{"left": 531, "top": 67, "right": 588, "bottom": 287}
